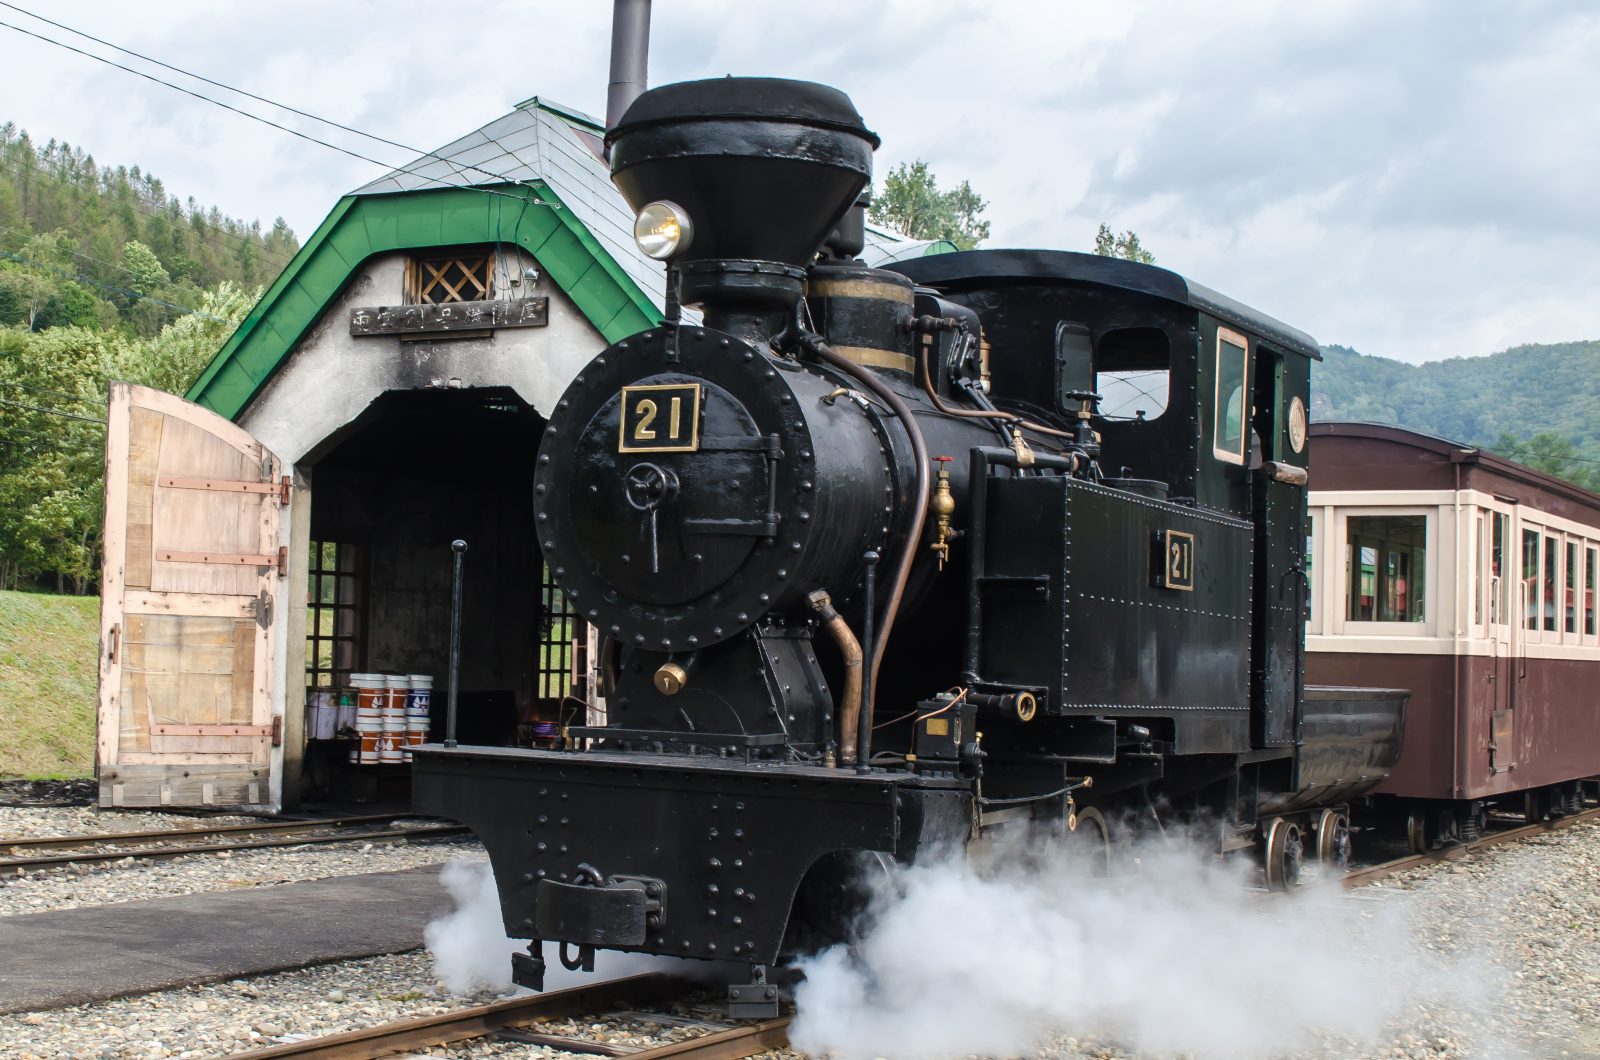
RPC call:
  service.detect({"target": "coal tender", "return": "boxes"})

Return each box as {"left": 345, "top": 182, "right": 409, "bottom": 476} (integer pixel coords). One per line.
{"left": 412, "top": 76, "right": 1407, "bottom": 1013}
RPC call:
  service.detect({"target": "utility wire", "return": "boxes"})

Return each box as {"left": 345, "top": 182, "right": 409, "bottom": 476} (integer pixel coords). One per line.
{"left": 0, "top": 15, "right": 558, "bottom": 210}
{"left": 0, "top": 221, "right": 156, "bottom": 284}
{"left": 0, "top": 249, "right": 224, "bottom": 320}
{"left": 0, "top": 380, "right": 106, "bottom": 406}
{"left": 0, "top": 396, "right": 106, "bottom": 424}
{"left": 0, "top": 0, "right": 528, "bottom": 190}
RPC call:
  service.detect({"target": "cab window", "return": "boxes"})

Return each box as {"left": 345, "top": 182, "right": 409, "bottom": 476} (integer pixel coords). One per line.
{"left": 1213, "top": 328, "right": 1249, "bottom": 463}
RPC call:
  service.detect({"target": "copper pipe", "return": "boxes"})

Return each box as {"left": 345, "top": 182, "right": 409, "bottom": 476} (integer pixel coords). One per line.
{"left": 917, "top": 346, "right": 1079, "bottom": 441}
{"left": 811, "top": 341, "right": 930, "bottom": 716}
{"left": 807, "top": 589, "right": 862, "bottom": 766}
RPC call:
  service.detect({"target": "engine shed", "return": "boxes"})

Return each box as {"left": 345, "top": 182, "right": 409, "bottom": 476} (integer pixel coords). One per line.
{"left": 90, "top": 95, "right": 952, "bottom": 812}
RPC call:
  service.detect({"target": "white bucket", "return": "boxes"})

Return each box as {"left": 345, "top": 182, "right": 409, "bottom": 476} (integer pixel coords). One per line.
{"left": 380, "top": 676, "right": 409, "bottom": 763}
{"left": 350, "top": 674, "right": 386, "bottom": 764}
{"left": 309, "top": 689, "right": 337, "bottom": 741}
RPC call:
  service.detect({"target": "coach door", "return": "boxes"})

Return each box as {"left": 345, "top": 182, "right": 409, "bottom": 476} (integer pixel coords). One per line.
{"left": 1486, "top": 507, "right": 1516, "bottom": 774}
{"left": 96, "top": 383, "right": 286, "bottom": 809}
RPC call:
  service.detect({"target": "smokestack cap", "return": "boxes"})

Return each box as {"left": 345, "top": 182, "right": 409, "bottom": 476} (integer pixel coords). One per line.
{"left": 606, "top": 77, "right": 880, "bottom": 146}
{"left": 607, "top": 77, "right": 880, "bottom": 268}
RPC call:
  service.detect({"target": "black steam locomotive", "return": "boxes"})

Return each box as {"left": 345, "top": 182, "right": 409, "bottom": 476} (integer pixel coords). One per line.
{"left": 414, "top": 76, "right": 1406, "bottom": 1015}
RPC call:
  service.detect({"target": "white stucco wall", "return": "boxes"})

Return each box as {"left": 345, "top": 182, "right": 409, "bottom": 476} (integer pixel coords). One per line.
{"left": 239, "top": 246, "right": 605, "bottom": 462}
{"left": 236, "top": 244, "right": 611, "bottom": 808}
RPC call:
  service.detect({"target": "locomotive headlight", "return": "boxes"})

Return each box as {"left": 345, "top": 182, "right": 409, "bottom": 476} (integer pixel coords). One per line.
{"left": 634, "top": 201, "right": 693, "bottom": 260}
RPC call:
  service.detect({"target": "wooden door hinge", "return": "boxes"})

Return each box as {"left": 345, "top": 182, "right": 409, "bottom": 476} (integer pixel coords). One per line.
{"left": 279, "top": 475, "right": 291, "bottom": 506}
{"left": 107, "top": 622, "right": 120, "bottom": 664}
{"left": 271, "top": 716, "right": 283, "bottom": 747}
{"left": 277, "top": 546, "right": 288, "bottom": 576}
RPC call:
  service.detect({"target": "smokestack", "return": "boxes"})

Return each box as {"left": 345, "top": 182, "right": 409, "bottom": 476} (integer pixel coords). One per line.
{"left": 605, "top": 0, "right": 651, "bottom": 132}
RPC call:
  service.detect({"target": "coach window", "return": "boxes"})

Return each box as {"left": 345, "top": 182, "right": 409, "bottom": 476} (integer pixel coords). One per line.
{"left": 1473, "top": 513, "right": 1486, "bottom": 629}
{"left": 1491, "top": 512, "right": 1510, "bottom": 626}
{"left": 1566, "top": 541, "right": 1580, "bottom": 636}
{"left": 1580, "top": 547, "right": 1593, "bottom": 640}
{"left": 1213, "top": 328, "right": 1249, "bottom": 464}
{"left": 1544, "top": 534, "right": 1560, "bottom": 632}
{"left": 1346, "top": 515, "right": 1427, "bottom": 623}
{"left": 1523, "top": 528, "right": 1540, "bottom": 632}
{"left": 1304, "top": 513, "right": 1320, "bottom": 632}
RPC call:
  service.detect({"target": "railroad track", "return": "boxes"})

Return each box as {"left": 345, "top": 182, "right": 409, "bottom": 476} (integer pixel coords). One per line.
{"left": 1343, "top": 804, "right": 1600, "bottom": 888}
{"left": 0, "top": 814, "right": 469, "bottom": 871}
{"left": 225, "top": 806, "right": 1598, "bottom": 1060}
{"left": 230, "top": 973, "right": 789, "bottom": 1060}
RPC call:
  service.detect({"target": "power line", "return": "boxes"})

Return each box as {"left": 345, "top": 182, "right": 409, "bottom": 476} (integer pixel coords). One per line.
{"left": 0, "top": 15, "right": 558, "bottom": 211}
{"left": 0, "top": 0, "right": 528, "bottom": 191}
{"left": 0, "top": 249, "right": 225, "bottom": 320}
{"left": 0, "top": 221, "right": 154, "bottom": 284}
{"left": 0, "top": 380, "right": 105, "bottom": 406}
{"left": 0, "top": 396, "right": 105, "bottom": 424}
{"left": 0, "top": 152, "right": 294, "bottom": 266}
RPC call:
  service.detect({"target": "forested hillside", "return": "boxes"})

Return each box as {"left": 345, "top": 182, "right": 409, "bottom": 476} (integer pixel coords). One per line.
{"left": 0, "top": 125, "right": 292, "bottom": 594}
{"left": 0, "top": 125, "right": 295, "bottom": 334}
{"left": 1311, "top": 341, "right": 1600, "bottom": 487}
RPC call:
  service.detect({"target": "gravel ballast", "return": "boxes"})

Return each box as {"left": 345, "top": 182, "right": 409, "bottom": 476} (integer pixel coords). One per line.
{"left": 0, "top": 805, "right": 483, "bottom": 917}
{"left": 0, "top": 820, "right": 1596, "bottom": 1058}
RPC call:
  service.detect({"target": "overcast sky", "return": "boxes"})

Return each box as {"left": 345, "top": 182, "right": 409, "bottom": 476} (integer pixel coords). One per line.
{"left": 4, "top": 0, "right": 1596, "bottom": 363}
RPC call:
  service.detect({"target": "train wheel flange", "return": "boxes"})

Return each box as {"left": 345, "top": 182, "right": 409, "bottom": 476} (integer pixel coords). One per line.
{"left": 1314, "top": 809, "right": 1350, "bottom": 870}
{"left": 1068, "top": 806, "right": 1112, "bottom": 878}
{"left": 1262, "top": 817, "right": 1303, "bottom": 891}
{"left": 1406, "top": 811, "right": 1435, "bottom": 855}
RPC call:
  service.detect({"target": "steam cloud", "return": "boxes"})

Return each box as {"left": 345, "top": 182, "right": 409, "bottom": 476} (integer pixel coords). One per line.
{"left": 790, "top": 829, "right": 1470, "bottom": 1059}
{"left": 425, "top": 858, "right": 670, "bottom": 996}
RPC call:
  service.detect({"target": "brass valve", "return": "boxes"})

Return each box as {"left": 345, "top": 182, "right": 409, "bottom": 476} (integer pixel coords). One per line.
{"left": 1010, "top": 427, "right": 1036, "bottom": 468}
{"left": 930, "top": 456, "right": 956, "bottom": 569}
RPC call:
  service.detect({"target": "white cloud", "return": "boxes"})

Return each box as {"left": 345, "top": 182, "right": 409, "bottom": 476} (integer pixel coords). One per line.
{"left": 4, "top": 0, "right": 1595, "bottom": 363}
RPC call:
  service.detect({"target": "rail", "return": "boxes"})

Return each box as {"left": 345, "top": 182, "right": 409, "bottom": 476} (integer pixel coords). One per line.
{"left": 0, "top": 815, "right": 468, "bottom": 870}
{"left": 226, "top": 973, "right": 790, "bottom": 1060}
{"left": 1342, "top": 805, "right": 1600, "bottom": 888}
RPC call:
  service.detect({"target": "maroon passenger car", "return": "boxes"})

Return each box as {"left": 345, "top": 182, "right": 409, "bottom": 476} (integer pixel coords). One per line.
{"left": 1306, "top": 422, "right": 1600, "bottom": 850}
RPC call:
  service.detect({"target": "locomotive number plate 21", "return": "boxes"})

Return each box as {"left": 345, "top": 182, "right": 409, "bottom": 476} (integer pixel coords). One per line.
{"left": 1152, "top": 529, "right": 1195, "bottom": 591}
{"left": 618, "top": 383, "right": 701, "bottom": 453}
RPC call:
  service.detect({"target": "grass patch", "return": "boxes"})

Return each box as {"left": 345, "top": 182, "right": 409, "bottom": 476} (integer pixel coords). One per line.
{"left": 0, "top": 590, "right": 99, "bottom": 779}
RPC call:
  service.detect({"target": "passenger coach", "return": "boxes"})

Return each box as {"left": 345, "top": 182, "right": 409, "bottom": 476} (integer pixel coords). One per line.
{"left": 1306, "top": 422, "right": 1600, "bottom": 850}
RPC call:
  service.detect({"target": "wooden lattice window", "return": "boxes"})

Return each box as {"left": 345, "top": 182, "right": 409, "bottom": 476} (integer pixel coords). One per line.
{"left": 307, "top": 541, "right": 362, "bottom": 688}
{"left": 406, "top": 251, "right": 493, "bottom": 304}
{"left": 537, "top": 561, "right": 576, "bottom": 700}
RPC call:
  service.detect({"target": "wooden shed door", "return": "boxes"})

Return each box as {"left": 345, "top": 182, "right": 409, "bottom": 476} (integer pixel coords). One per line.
{"left": 96, "top": 383, "right": 285, "bottom": 809}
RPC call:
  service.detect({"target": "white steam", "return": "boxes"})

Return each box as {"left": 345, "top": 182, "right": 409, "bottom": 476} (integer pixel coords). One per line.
{"left": 791, "top": 830, "right": 1469, "bottom": 1059}
{"left": 425, "top": 858, "right": 677, "bottom": 996}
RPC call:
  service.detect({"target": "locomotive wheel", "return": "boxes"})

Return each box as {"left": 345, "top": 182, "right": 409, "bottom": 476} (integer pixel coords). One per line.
{"left": 1314, "top": 809, "right": 1351, "bottom": 870}
{"left": 1457, "top": 803, "right": 1486, "bottom": 844}
{"left": 1405, "top": 811, "right": 1434, "bottom": 855}
{"left": 1066, "top": 806, "right": 1112, "bottom": 878}
{"left": 1262, "top": 817, "right": 1303, "bottom": 891}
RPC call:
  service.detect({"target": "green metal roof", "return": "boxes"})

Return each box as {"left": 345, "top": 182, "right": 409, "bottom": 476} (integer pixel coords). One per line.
{"left": 185, "top": 180, "right": 661, "bottom": 420}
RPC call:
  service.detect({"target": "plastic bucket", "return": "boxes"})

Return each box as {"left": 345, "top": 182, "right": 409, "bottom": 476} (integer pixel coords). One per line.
{"left": 380, "top": 676, "right": 409, "bottom": 763}
{"left": 403, "top": 674, "right": 433, "bottom": 756}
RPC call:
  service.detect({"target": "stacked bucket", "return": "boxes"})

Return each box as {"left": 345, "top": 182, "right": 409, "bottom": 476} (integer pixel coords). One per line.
{"left": 346, "top": 673, "right": 432, "bottom": 765}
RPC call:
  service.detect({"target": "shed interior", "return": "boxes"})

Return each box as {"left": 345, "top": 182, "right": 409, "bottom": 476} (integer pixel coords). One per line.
{"left": 299, "top": 387, "right": 577, "bottom": 801}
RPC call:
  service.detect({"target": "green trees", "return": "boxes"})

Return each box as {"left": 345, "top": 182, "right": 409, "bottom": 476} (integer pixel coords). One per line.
{"left": 868, "top": 160, "right": 991, "bottom": 250}
{"left": 0, "top": 287, "right": 258, "bottom": 592}
{"left": 0, "top": 124, "right": 297, "bottom": 339}
{"left": 1093, "top": 224, "right": 1156, "bottom": 263}
{"left": 0, "top": 125, "right": 285, "bottom": 592}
